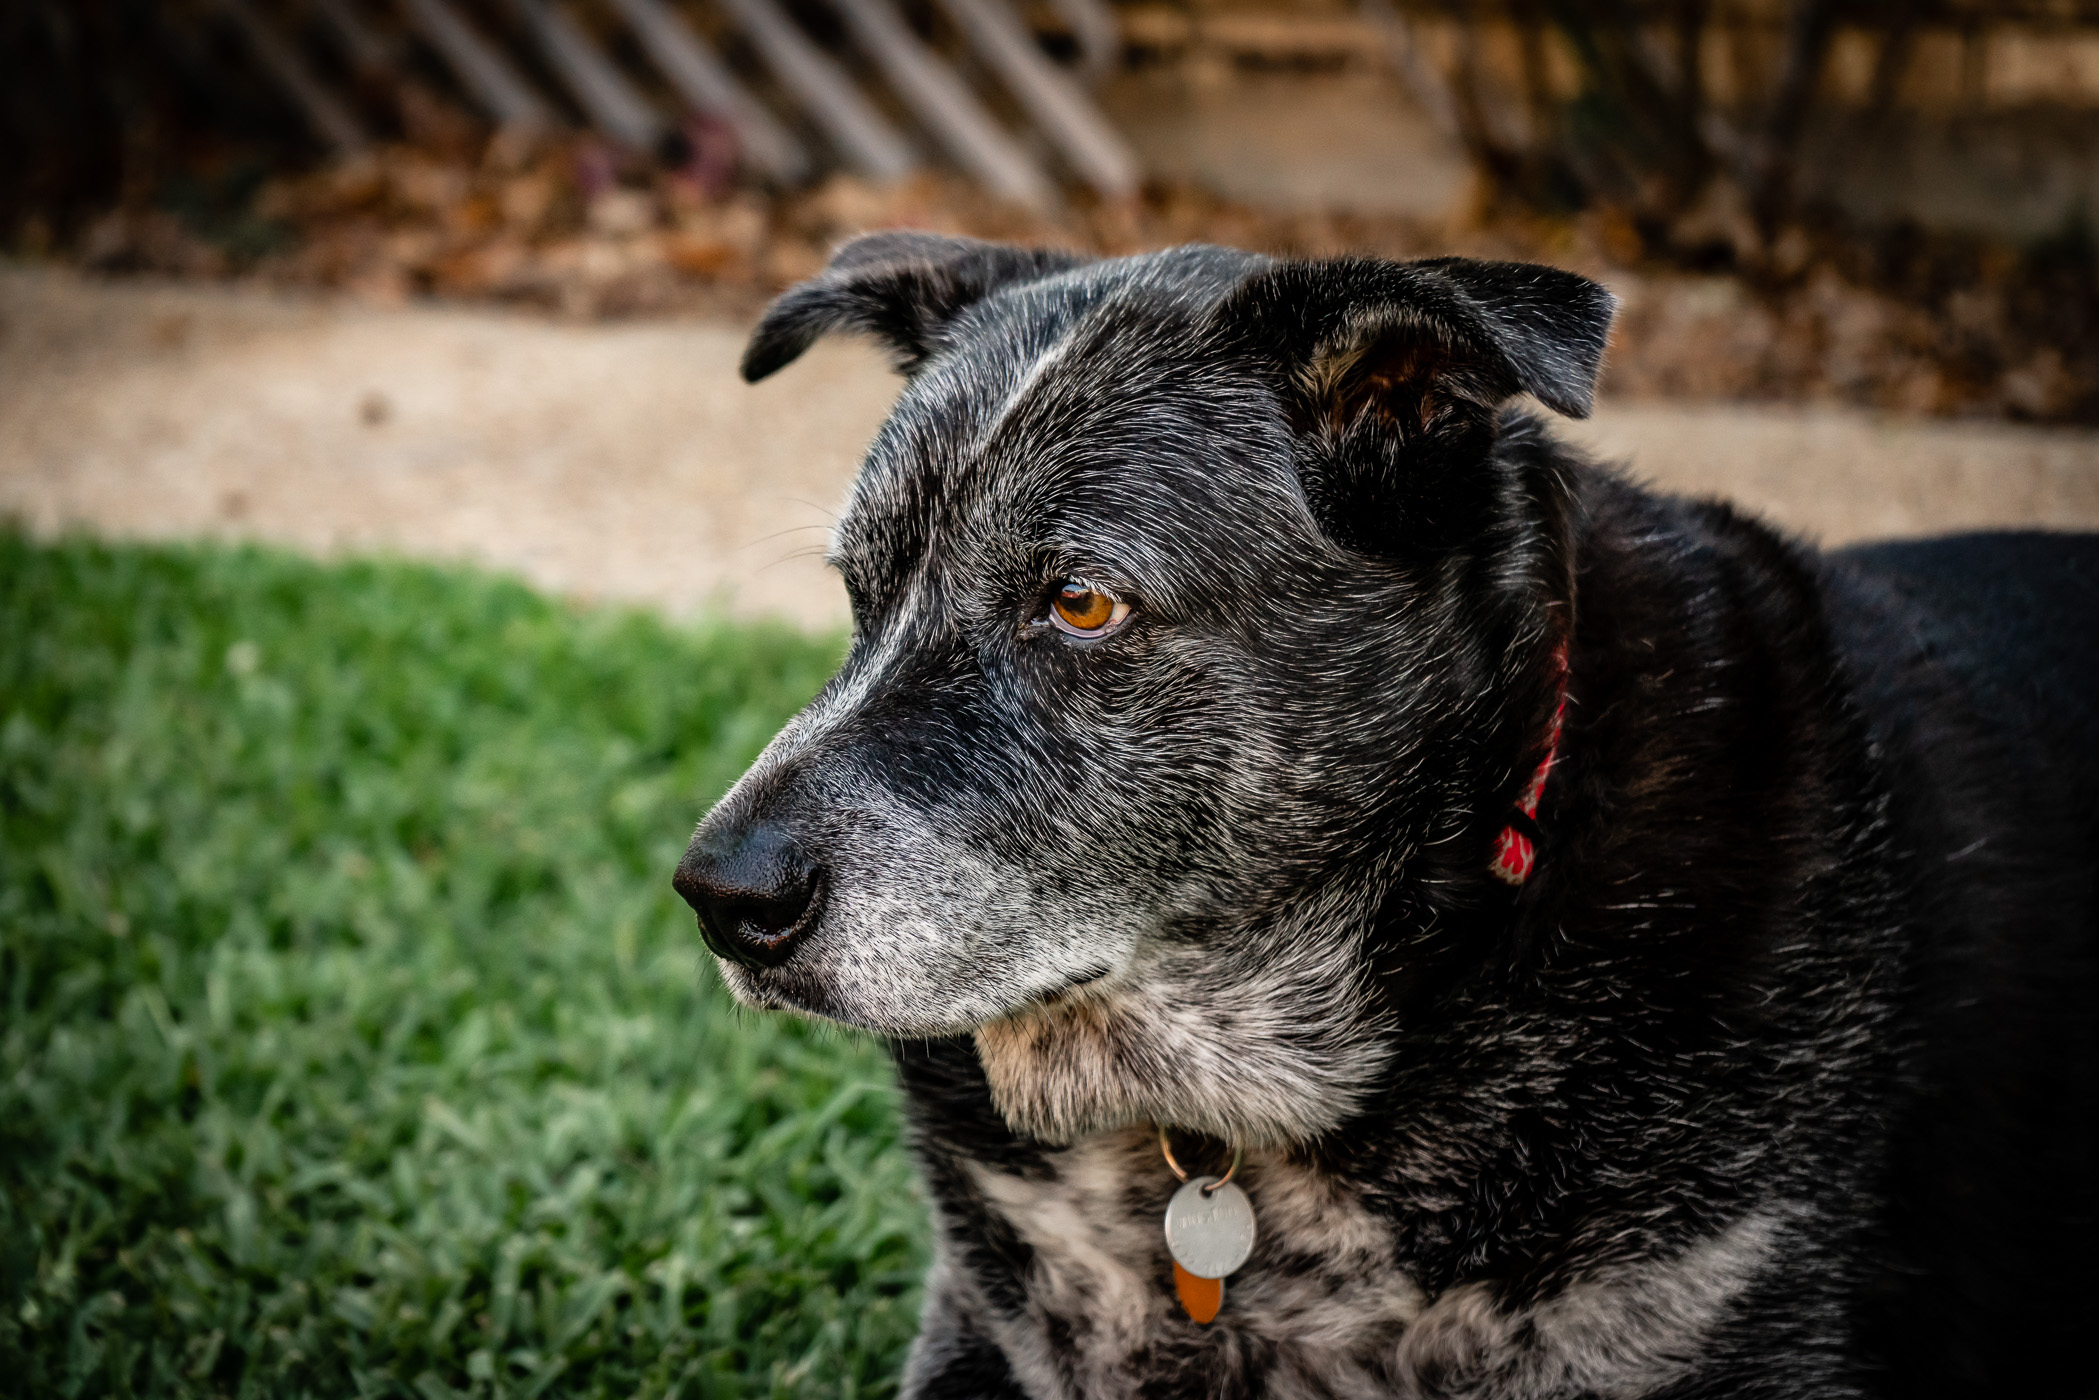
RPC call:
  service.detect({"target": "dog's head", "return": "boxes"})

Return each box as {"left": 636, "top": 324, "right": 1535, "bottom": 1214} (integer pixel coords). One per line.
{"left": 675, "top": 233, "right": 1614, "bottom": 1146}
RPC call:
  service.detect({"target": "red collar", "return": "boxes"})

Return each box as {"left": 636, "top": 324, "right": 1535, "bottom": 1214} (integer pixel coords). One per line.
{"left": 1488, "top": 645, "right": 1568, "bottom": 887}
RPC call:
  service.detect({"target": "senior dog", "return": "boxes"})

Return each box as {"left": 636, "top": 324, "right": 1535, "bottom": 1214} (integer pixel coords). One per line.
{"left": 673, "top": 234, "right": 2097, "bottom": 1400}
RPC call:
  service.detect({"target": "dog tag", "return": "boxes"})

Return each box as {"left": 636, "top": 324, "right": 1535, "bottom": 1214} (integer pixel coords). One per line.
{"left": 1164, "top": 1175, "right": 1256, "bottom": 1280}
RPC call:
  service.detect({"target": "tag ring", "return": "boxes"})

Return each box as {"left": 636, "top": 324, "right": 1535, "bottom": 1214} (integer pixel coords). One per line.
{"left": 1158, "top": 1126, "right": 1242, "bottom": 1194}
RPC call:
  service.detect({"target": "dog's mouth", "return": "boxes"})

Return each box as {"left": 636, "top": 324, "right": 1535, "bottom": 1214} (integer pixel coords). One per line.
{"left": 720, "top": 943, "right": 1119, "bottom": 1037}
{"left": 1033, "top": 965, "right": 1113, "bottom": 1007}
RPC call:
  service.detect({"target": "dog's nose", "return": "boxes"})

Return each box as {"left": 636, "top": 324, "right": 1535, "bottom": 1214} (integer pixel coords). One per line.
{"left": 673, "top": 822, "right": 822, "bottom": 968}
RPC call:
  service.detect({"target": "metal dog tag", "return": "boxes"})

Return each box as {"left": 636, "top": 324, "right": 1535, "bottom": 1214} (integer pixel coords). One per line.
{"left": 1164, "top": 1176, "right": 1256, "bottom": 1280}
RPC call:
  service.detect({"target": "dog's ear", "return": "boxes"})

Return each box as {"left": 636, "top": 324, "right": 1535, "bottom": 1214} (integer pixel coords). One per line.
{"left": 741, "top": 231, "right": 1088, "bottom": 382}
{"left": 1216, "top": 256, "right": 1616, "bottom": 556}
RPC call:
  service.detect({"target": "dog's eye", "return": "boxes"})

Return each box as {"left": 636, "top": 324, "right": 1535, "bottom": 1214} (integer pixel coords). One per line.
{"left": 1048, "top": 581, "right": 1130, "bottom": 637}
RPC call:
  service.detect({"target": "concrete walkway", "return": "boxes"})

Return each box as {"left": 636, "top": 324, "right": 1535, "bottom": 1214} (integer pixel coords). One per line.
{"left": 5, "top": 268, "right": 2096, "bottom": 628}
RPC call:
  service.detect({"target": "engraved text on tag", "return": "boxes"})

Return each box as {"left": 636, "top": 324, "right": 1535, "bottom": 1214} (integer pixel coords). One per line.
{"left": 1164, "top": 1176, "right": 1256, "bottom": 1280}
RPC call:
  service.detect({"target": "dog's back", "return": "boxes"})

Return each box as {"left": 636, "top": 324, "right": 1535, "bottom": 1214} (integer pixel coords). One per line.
{"left": 1838, "top": 532, "right": 2099, "bottom": 767}
{"left": 1824, "top": 533, "right": 2098, "bottom": 1399}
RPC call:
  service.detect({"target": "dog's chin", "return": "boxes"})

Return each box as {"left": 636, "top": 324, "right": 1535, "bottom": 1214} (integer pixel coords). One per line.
{"left": 721, "top": 949, "right": 1386, "bottom": 1146}
{"left": 973, "top": 980, "right": 1376, "bottom": 1149}
{"left": 712, "top": 956, "right": 1104, "bottom": 1039}
{"left": 713, "top": 959, "right": 959, "bottom": 1034}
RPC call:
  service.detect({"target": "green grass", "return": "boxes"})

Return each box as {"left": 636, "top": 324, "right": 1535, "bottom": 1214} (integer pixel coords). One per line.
{"left": 0, "top": 533, "right": 929, "bottom": 1399}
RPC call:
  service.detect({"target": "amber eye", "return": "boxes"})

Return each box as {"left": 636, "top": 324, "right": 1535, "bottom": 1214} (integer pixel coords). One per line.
{"left": 1048, "top": 580, "right": 1130, "bottom": 637}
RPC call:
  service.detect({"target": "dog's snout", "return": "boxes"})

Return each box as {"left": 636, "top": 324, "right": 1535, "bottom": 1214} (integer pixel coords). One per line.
{"left": 674, "top": 822, "right": 823, "bottom": 969}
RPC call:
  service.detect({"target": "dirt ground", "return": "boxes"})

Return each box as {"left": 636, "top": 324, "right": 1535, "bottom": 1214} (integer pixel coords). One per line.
{"left": 5, "top": 266, "right": 2097, "bottom": 629}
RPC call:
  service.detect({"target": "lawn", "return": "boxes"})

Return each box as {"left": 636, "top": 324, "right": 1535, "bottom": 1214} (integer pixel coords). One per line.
{"left": 0, "top": 533, "right": 928, "bottom": 1399}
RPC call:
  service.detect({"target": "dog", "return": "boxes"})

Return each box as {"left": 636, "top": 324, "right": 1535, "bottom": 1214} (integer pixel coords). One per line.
{"left": 673, "top": 233, "right": 2098, "bottom": 1400}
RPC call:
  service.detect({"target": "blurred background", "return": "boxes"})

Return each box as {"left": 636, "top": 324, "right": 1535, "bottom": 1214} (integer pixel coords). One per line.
{"left": 5, "top": 0, "right": 2099, "bottom": 624}
{"left": 3, "top": 3, "right": 2098, "bottom": 1397}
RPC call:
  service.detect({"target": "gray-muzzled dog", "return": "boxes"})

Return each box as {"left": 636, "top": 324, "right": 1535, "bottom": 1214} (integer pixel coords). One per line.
{"left": 674, "top": 232, "right": 2098, "bottom": 1399}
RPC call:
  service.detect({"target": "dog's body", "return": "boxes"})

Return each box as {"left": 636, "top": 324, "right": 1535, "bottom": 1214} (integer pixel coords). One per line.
{"left": 675, "top": 236, "right": 2097, "bottom": 1399}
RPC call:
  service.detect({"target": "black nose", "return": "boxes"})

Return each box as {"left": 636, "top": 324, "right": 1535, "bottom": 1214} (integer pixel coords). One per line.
{"left": 673, "top": 822, "right": 822, "bottom": 968}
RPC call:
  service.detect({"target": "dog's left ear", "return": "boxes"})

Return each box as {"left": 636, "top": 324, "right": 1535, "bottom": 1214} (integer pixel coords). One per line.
{"left": 741, "top": 231, "right": 1089, "bottom": 382}
{"left": 1217, "top": 256, "right": 1616, "bottom": 556}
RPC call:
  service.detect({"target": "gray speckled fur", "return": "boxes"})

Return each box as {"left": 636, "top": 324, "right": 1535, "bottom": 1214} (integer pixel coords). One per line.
{"left": 682, "top": 233, "right": 2099, "bottom": 1399}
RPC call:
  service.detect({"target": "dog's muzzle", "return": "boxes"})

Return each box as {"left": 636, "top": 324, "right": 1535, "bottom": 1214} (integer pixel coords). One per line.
{"left": 673, "top": 821, "right": 824, "bottom": 969}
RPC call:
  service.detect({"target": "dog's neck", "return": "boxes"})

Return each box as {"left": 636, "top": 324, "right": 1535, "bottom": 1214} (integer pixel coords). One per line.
{"left": 953, "top": 472, "right": 1854, "bottom": 1241}
{"left": 1299, "top": 470, "right": 1871, "bottom": 1288}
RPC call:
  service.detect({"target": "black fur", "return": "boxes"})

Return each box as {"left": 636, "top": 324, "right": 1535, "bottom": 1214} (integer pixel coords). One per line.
{"left": 741, "top": 232, "right": 1086, "bottom": 381}
{"left": 679, "top": 234, "right": 2099, "bottom": 1400}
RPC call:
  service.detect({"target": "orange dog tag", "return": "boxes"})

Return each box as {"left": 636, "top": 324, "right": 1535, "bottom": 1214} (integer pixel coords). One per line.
{"left": 1172, "top": 1261, "right": 1223, "bottom": 1324}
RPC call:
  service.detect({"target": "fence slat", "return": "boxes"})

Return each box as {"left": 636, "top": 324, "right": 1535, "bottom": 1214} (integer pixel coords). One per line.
{"left": 218, "top": 0, "right": 370, "bottom": 154}
{"left": 827, "top": 0, "right": 1054, "bottom": 208}
{"left": 509, "top": 0, "right": 666, "bottom": 151}
{"left": 402, "top": 0, "right": 559, "bottom": 132}
{"left": 935, "top": 0, "right": 1136, "bottom": 196}
{"left": 716, "top": 0, "right": 919, "bottom": 181}
{"left": 1045, "top": 0, "right": 1118, "bottom": 83}
{"left": 603, "top": 0, "right": 811, "bottom": 183}
{"left": 307, "top": 0, "right": 396, "bottom": 76}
